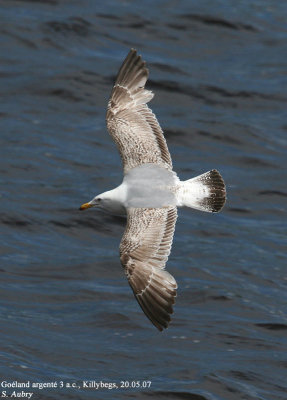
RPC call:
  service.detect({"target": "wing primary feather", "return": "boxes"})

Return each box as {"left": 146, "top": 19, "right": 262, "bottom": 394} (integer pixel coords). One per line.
{"left": 143, "top": 288, "right": 174, "bottom": 314}
{"left": 115, "top": 50, "right": 148, "bottom": 90}
{"left": 114, "top": 49, "right": 138, "bottom": 86}
{"left": 136, "top": 293, "right": 169, "bottom": 331}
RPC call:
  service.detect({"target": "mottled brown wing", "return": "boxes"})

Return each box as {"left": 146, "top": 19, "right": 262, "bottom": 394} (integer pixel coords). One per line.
{"left": 106, "top": 49, "right": 172, "bottom": 174}
{"left": 120, "top": 207, "right": 178, "bottom": 331}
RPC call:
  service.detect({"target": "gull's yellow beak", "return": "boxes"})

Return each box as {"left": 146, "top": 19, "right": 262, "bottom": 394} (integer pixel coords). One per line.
{"left": 79, "top": 202, "right": 93, "bottom": 211}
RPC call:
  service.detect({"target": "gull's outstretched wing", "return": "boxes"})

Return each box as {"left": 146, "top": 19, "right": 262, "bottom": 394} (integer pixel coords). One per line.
{"left": 106, "top": 49, "right": 172, "bottom": 174}
{"left": 120, "top": 207, "right": 177, "bottom": 331}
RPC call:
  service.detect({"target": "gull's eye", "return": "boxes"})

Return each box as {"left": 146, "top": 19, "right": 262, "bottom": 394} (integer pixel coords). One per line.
{"left": 97, "top": 198, "right": 101, "bottom": 202}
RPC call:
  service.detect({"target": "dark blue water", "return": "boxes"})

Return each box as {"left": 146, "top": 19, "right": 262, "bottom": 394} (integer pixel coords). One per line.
{"left": 1, "top": 1, "right": 287, "bottom": 399}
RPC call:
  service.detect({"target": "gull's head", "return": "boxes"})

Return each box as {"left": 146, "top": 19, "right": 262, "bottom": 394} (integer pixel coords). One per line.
{"left": 79, "top": 195, "right": 104, "bottom": 211}
{"left": 79, "top": 188, "right": 126, "bottom": 216}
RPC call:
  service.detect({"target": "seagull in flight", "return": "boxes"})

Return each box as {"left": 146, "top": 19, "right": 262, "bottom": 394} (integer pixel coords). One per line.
{"left": 80, "top": 49, "right": 226, "bottom": 331}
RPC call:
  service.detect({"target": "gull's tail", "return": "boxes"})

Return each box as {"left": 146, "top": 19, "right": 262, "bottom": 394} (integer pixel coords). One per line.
{"left": 176, "top": 169, "right": 226, "bottom": 213}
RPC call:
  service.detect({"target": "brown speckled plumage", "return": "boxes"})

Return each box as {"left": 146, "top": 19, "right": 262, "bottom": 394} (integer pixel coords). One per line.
{"left": 120, "top": 207, "right": 178, "bottom": 331}
{"left": 106, "top": 49, "right": 172, "bottom": 174}
{"left": 87, "top": 49, "right": 227, "bottom": 331}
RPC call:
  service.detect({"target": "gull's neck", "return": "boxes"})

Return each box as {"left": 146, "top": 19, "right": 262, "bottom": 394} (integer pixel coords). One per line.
{"left": 103, "top": 182, "right": 127, "bottom": 202}
{"left": 100, "top": 182, "right": 127, "bottom": 216}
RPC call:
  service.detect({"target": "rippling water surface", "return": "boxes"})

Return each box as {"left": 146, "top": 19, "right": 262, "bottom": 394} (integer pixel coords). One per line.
{"left": 1, "top": 1, "right": 287, "bottom": 399}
